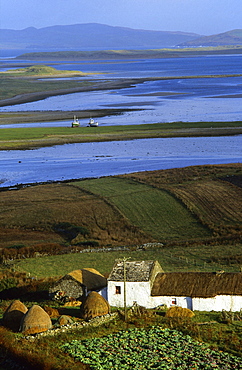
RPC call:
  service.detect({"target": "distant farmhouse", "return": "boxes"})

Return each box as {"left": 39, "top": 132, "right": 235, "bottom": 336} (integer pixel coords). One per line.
{"left": 107, "top": 260, "right": 242, "bottom": 312}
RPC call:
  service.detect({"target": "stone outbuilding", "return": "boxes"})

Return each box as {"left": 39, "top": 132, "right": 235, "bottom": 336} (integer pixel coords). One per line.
{"left": 49, "top": 268, "right": 107, "bottom": 302}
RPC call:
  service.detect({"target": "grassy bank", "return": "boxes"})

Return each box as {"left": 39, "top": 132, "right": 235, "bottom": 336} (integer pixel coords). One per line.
{"left": 0, "top": 121, "right": 241, "bottom": 150}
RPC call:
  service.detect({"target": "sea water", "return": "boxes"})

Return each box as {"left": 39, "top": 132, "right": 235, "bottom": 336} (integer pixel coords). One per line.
{"left": 0, "top": 55, "right": 241, "bottom": 187}
{"left": 0, "top": 136, "right": 241, "bottom": 188}
{"left": 0, "top": 55, "right": 242, "bottom": 125}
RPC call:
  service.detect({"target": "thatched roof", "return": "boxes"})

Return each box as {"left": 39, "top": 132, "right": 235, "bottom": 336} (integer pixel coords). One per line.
{"left": 66, "top": 268, "right": 107, "bottom": 291}
{"left": 151, "top": 272, "right": 242, "bottom": 298}
{"left": 108, "top": 260, "right": 163, "bottom": 282}
{"left": 80, "top": 291, "right": 110, "bottom": 320}
{"left": 3, "top": 300, "right": 28, "bottom": 332}
{"left": 20, "top": 305, "right": 52, "bottom": 335}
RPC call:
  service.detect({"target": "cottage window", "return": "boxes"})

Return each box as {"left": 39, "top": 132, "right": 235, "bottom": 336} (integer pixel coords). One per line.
{"left": 172, "top": 298, "right": 177, "bottom": 305}
{"left": 115, "top": 286, "right": 121, "bottom": 294}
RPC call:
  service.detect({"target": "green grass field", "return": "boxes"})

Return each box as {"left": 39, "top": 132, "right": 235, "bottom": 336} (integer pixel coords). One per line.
{"left": 0, "top": 121, "right": 241, "bottom": 150}
{"left": 75, "top": 177, "right": 210, "bottom": 240}
{"left": 15, "top": 242, "right": 242, "bottom": 278}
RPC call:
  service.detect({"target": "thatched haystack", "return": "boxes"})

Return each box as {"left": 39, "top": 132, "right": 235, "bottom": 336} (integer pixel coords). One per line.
{"left": 80, "top": 291, "right": 110, "bottom": 320}
{"left": 165, "top": 306, "right": 195, "bottom": 318}
{"left": 20, "top": 305, "right": 52, "bottom": 335}
{"left": 3, "top": 300, "right": 28, "bottom": 332}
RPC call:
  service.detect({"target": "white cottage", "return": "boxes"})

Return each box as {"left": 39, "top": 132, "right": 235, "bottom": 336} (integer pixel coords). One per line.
{"left": 107, "top": 260, "right": 242, "bottom": 312}
{"left": 151, "top": 271, "right": 242, "bottom": 312}
{"left": 107, "top": 260, "right": 163, "bottom": 308}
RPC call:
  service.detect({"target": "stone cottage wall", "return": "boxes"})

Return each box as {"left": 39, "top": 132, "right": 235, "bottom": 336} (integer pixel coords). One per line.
{"left": 49, "top": 278, "right": 85, "bottom": 300}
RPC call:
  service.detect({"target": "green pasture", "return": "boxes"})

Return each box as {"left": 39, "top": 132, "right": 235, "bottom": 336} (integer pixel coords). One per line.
{"left": 15, "top": 243, "right": 242, "bottom": 278}
{"left": 75, "top": 177, "right": 211, "bottom": 240}
{"left": 0, "top": 77, "right": 93, "bottom": 101}
{"left": 0, "top": 121, "right": 242, "bottom": 150}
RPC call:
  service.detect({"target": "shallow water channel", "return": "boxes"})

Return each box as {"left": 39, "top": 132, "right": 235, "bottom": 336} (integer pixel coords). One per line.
{"left": 1, "top": 136, "right": 241, "bottom": 188}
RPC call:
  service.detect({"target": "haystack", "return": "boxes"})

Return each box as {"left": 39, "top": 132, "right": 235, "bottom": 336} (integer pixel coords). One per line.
{"left": 3, "top": 300, "right": 28, "bottom": 332}
{"left": 80, "top": 291, "right": 110, "bottom": 320}
{"left": 20, "top": 305, "right": 52, "bottom": 335}
{"left": 165, "top": 306, "right": 194, "bottom": 318}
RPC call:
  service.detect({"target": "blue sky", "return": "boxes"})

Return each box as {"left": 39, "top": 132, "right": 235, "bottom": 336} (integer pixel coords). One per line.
{"left": 0, "top": 0, "right": 241, "bottom": 35}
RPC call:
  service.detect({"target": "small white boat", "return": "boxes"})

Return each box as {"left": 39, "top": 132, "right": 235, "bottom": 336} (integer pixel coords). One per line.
{"left": 88, "top": 118, "right": 98, "bottom": 127}
{"left": 72, "top": 116, "right": 80, "bottom": 127}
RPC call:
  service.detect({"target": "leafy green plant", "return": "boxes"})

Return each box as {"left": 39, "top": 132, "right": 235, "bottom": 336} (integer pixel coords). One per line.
{"left": 62, "top": 326, "right": 241, "bottom": 369}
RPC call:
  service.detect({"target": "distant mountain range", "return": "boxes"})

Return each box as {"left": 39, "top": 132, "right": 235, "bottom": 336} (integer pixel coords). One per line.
{"left": 0, "top": 23, "right": 201, "bottom": 50}
{"left": 1, "top": 24, "right": 241, "bottom": 52}
{"left": 179, "top": 29, "right": 242, "bottom": 47}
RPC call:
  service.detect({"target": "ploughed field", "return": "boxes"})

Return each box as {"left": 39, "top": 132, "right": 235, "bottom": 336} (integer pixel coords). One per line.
{"left": 0, "top": 164, "right": 241, "bottom": 274}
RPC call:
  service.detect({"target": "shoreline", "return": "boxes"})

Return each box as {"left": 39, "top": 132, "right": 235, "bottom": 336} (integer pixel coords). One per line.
{"left": 0, "top": 74, "right": 241, "bottom": 107}
{"left": 0, "top": 108, "right": 139, "bottom": 125}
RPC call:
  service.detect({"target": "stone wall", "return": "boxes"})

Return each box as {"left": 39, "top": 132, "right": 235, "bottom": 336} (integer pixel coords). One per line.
{"left": 24, "top": 312, "right": 118, "bottom": 341}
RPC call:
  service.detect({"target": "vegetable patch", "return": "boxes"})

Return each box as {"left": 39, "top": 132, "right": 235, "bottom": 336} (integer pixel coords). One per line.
{"left": 61, "top": 326, "right": 241, "bottom": 369}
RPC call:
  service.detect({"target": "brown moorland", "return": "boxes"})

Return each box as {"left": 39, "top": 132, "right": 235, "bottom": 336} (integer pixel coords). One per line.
{"left": 0, "top": 164, "right": 241, "bottom": 257}
{"left": 0, "top": 183, "right": 151, "bottom": 250}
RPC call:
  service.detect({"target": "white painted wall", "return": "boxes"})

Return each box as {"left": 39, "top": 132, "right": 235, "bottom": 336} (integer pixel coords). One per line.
{"left": 149, "top": 296, "right": 191, "bottom": 309}
{"left": 108, "top": 281, "right": 152, "bottom": 307}
{"left": 193, "top": 295, "right": 242, "bottom": 312}
{"left": 107, "top": 282, "right": 242, "bottom": 311}
{"left": 108, "top": 281, "right": 192, "bottom": 309}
